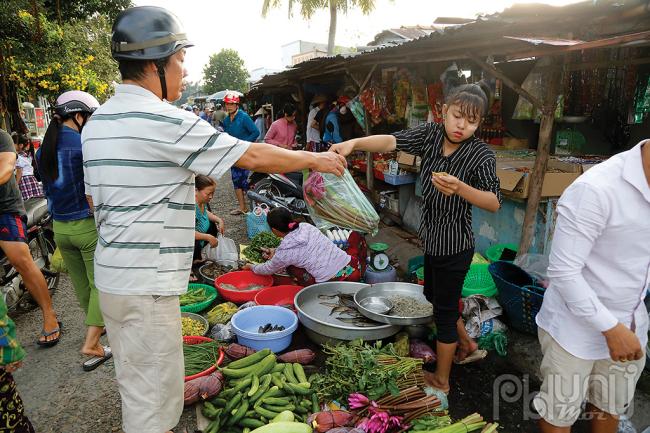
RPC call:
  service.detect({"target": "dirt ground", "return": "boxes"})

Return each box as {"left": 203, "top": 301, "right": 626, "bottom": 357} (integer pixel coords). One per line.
{"left": 6, "top": 175, "right": 615, "bottom": 433}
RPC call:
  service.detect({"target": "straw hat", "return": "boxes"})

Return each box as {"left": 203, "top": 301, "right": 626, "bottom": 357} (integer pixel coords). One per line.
{"left": 254, "top": 107, "right": 266, "bottom": 116}
{"left": 311, "top": 94, "right": 327, "bottom": 105}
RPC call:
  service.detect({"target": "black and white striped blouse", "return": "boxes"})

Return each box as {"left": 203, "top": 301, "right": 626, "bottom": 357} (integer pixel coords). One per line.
{"left": 392, "top": 122, "right": 502, "bottom": 256}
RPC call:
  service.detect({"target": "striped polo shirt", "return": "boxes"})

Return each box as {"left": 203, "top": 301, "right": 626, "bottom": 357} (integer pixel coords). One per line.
{"left": 392, "top": 122, "right": 502, "bottom": 256}
{"left": 82, "top": 84, "right": 249, "bottom": 295}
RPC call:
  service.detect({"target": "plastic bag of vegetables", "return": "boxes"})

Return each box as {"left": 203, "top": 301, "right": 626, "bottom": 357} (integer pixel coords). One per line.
{"left": 303, "top": 170, "right": 379, "bottom": 235}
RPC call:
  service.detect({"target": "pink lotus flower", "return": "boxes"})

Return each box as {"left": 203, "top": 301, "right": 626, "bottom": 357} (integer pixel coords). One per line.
{"left": 348, "top": 393, "right": 370, "bottom": 410}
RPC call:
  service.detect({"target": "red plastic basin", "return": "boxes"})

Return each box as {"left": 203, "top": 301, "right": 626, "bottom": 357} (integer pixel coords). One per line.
{"left": 215, "top": 271, "right": 273, "bottom": 304}
{"left": 254, "top": 285, "right": 303, "bottom": 308}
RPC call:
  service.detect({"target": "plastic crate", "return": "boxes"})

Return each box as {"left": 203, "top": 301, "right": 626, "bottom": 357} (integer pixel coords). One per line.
{"left": 383, "top": 173, "right": 416, "bottom": 185}
{"left": 488, "top": 261, "right": 543, "bottom": 334}
{"left": 462, "top": 264, "right": 497, "bottom": 298}
{"left": 485, "top": 243, "right": 519, "bottom": 263}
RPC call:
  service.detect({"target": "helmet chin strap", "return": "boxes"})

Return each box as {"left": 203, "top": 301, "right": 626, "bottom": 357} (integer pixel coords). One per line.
{"left": 155, "top": 60, "right": 168, "bottom": 100}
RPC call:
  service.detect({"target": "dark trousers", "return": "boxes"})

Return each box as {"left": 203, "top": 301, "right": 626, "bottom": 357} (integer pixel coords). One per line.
{"left": 424, "top": 248, "right": 473, "bottom": 344}
{"left": 0, "top": 370, "right": 35, "bottom": 433}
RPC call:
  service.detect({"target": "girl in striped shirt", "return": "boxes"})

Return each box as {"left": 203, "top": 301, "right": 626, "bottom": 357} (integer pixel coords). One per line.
{"left": 330, "top": 83, "right": 501, "bottom": 393}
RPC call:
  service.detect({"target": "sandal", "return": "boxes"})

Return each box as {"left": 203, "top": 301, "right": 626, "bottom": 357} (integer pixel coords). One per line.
{"left": 37, "top": 321, "right": 62, "bottom": 348}
{"left": 82, "top": 346, "right": 112, "bottom": 372}
{"left": 189, "top": 271, "right": 198, "bottom": 282}
{"left": 229, "top": 209, "right": 244, "bottom": 215}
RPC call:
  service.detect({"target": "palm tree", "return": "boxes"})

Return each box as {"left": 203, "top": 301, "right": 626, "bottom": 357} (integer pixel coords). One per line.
{"left": 262, "top": 0, "right": 376, "bottom": 56}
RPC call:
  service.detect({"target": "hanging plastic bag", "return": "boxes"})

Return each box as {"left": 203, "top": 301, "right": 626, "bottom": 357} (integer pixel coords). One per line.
{"left": 246, "top": 203, "right": 271, "bottom": 239}
{"left": 50, "top": 247, "right": 67, "bottom": 273}
{"left": 303, "top": 169, "right": 379, "bottom": 235}
{"left": 203, "top": 234, "right": 238, "bottom": 265}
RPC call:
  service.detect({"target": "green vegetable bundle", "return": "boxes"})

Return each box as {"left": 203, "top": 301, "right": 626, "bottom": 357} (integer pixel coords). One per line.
{"left": 243, "top": 232, "right": 281, "bottom": 263}
{"left": 180, "top": 287, "right": 207, "bottom": 306}
{"left": 202, "top": 348, "right": 320, "bottom": 433}
{"left": 184, "top": 341, "right": 221, "bottom": 376}
{"left": 311, "top": 339, "right": 422, "bottom": 403}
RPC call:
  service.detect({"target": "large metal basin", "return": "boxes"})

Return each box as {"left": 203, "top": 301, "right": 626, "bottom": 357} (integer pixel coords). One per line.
{"left": 354, "top": 282, "right": 434, "bottom": 325}
{"left": 294, "top": 281, "right": 401, "bottom": 343}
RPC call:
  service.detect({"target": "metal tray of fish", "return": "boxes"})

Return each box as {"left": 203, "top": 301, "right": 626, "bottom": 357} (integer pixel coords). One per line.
{"left": 354, "top": 282, "right": 433, "bottom": 325}
{"left": 294, "top": 281, "right": 401, "bottom": 343}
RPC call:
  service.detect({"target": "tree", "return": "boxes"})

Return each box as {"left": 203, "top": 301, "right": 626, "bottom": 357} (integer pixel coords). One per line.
{"left": 262, "top": 0, "right": 376, "bottom": 55}
{"left": 0, "top": 0, "right": 128, "bottom": 132}
{"left": 202, "top": 49, "right": 249, "bottom": 95}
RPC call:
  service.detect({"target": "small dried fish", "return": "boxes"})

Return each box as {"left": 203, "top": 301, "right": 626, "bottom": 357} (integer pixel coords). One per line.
{"left": 221, "top": 283, "right": 238, "bottom": 291}
{"left": 320, "top": 302, "right": 341, "bottom": 308}
{"left": 329, "top": 306, "right": 353, "bottom": 316}
{"left": 318, "top": 294, "right": 338, "bottom": 300}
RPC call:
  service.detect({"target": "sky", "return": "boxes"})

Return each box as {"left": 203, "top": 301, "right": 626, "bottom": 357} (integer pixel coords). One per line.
{"left": 133, "top": 0, "right": 584, "bottom": 83}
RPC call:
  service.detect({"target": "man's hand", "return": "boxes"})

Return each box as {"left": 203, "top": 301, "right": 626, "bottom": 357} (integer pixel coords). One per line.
{"left": 329, "top": 140, "right": 355, "bottom": 157}
{"left": 242, "top": 263, "right": 253, "bottom": 271}
{"left": 603, "top": 323, "right": 644, "bottom": 362}
{"left": 432, "top": 174, "right": 463, "bottom": 197}
{"left": 206, "top": 234, "right": 218, "bottom": 248}
{"left": 312, "top": 152, "right": 346, "bottom": 176}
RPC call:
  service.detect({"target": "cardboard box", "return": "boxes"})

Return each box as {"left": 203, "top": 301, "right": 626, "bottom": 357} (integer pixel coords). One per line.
{"left": 397, "top": 151, "right": 421, "bottom": 167}
{"left": 496, "top": 159, "right": 581, "bottom": 199}
{"left": 502, "top": 137, "right": 529, "bottom": 150}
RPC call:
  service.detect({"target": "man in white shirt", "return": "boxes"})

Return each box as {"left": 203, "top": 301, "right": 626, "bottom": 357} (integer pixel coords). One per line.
{"left": 534, "top": 139, "right": 650, "bottom": 432}
{"left": 306, "top": 95, "right": 327, "bottom": 151}
{"left": 84, "top": 7, "right": 345, "bottom": 433}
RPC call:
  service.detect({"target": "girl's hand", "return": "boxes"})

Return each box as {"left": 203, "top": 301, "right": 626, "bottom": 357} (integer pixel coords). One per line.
{"left": 217, "top": 218, "right": 225, "bottom": 235}
{"left": 242, "top": 263, "right": 253, "bottom": 271}
{"left": 261, "top": 247, "right": 276, "bottom": 260}
{"left": 207, "top": 234, "right": 218, "bottom": 248}
{"left": 432, "top": 174, "right": 462, "bottom": 197}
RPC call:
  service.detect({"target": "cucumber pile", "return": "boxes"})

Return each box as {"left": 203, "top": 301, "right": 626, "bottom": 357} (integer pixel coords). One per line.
{"left": 202, "top": 348, "right": 318, "bottom": 433}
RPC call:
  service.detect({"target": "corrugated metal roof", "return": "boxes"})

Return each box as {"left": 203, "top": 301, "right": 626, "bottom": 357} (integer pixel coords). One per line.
{"left": 251, "top": 0, "right": 650, "bottom": 92}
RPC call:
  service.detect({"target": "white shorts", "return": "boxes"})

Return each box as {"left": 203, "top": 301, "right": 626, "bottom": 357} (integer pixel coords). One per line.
{"left": 99, "top": 291, "right": 184, "bottom": 433}
{"left": 533, "top": 328, "right": 644, "bottom": 427}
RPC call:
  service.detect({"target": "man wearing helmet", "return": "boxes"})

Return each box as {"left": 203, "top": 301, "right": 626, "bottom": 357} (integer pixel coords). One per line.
{"left": 82, "top": 6, "right": 345, "bottom": 433}
{"left": 222, "top": 91, "right": 259, "bottom": 215}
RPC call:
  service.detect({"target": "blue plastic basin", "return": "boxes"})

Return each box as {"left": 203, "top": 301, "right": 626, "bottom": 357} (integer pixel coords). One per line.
{"left": 230, "top": 305, "right": 298, "bottom": 352}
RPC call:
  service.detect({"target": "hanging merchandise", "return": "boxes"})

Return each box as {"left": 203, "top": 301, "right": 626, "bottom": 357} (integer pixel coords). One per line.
{"left": 394, "top": 69, "right": 411, "bottom": 119}
{"left": 633, "top": 72, "right": 650, "bottom": 124}
{"left": 349, "top": 96, "right": 366, "bottom": 128}
{"left": 359, "top": 85, "right": 386, "bottom": 125}
{"left": 427, "top": 82, "right": 444, "bottom": 123}
{"left": 512, "top": 58, "right": 563, "bottom": 121}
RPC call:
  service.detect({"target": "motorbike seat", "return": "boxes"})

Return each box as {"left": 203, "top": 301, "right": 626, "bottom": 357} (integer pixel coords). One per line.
{"left": 24, "top": 198, "right": 48, "bottom": 228}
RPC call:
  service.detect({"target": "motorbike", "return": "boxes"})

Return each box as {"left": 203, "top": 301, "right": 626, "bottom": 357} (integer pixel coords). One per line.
{"left": 1, "top": 197, "right": 59, "bottom": 311}
{"left": 247, "top": 171, "right": 311, "bottom": 221}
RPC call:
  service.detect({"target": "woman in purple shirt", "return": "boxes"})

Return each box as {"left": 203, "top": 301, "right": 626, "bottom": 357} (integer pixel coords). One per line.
{"left": 243, "top": 208, "right": 365, "bottom": 286}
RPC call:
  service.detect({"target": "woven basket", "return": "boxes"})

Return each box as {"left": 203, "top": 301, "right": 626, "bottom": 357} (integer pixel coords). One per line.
{"left": 462, "top": 264, "right": 497, "bottom": 298}
{"left": 180, "top": 283, "right": 218, "bottom": 313}
{"left": 488, "top": 261, "right": 543, "bottom": 334}
{"left": 183, "top": 336, "right": 224, "bottom": 382}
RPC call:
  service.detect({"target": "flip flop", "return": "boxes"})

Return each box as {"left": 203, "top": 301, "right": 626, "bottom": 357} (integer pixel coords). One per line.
{"left": 82, "top": 346, "right": 112, "bottom": 372}
{"left": 229, "top": 209, "right": 244, "bottom": 215}
{"left": 454, "top": 349, "right": 488, "bottom": 365}
{"left": 37, "top": 321, "right": 62, "bottom": 348}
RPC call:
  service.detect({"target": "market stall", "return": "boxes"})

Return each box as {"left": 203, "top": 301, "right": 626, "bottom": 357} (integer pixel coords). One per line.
{"left": 248, "top": 1, "right": 650, "bottom": 258}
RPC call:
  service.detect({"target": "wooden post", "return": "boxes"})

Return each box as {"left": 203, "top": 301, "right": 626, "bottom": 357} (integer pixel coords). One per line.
{"left": 296, "top": 82, "right": 305, "bottom": 143}
{"left": 518, "top": 59, "right": 562, "bottom": 256}
{"left": 364, "top": 109, "right": 374, "bottom": 192}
